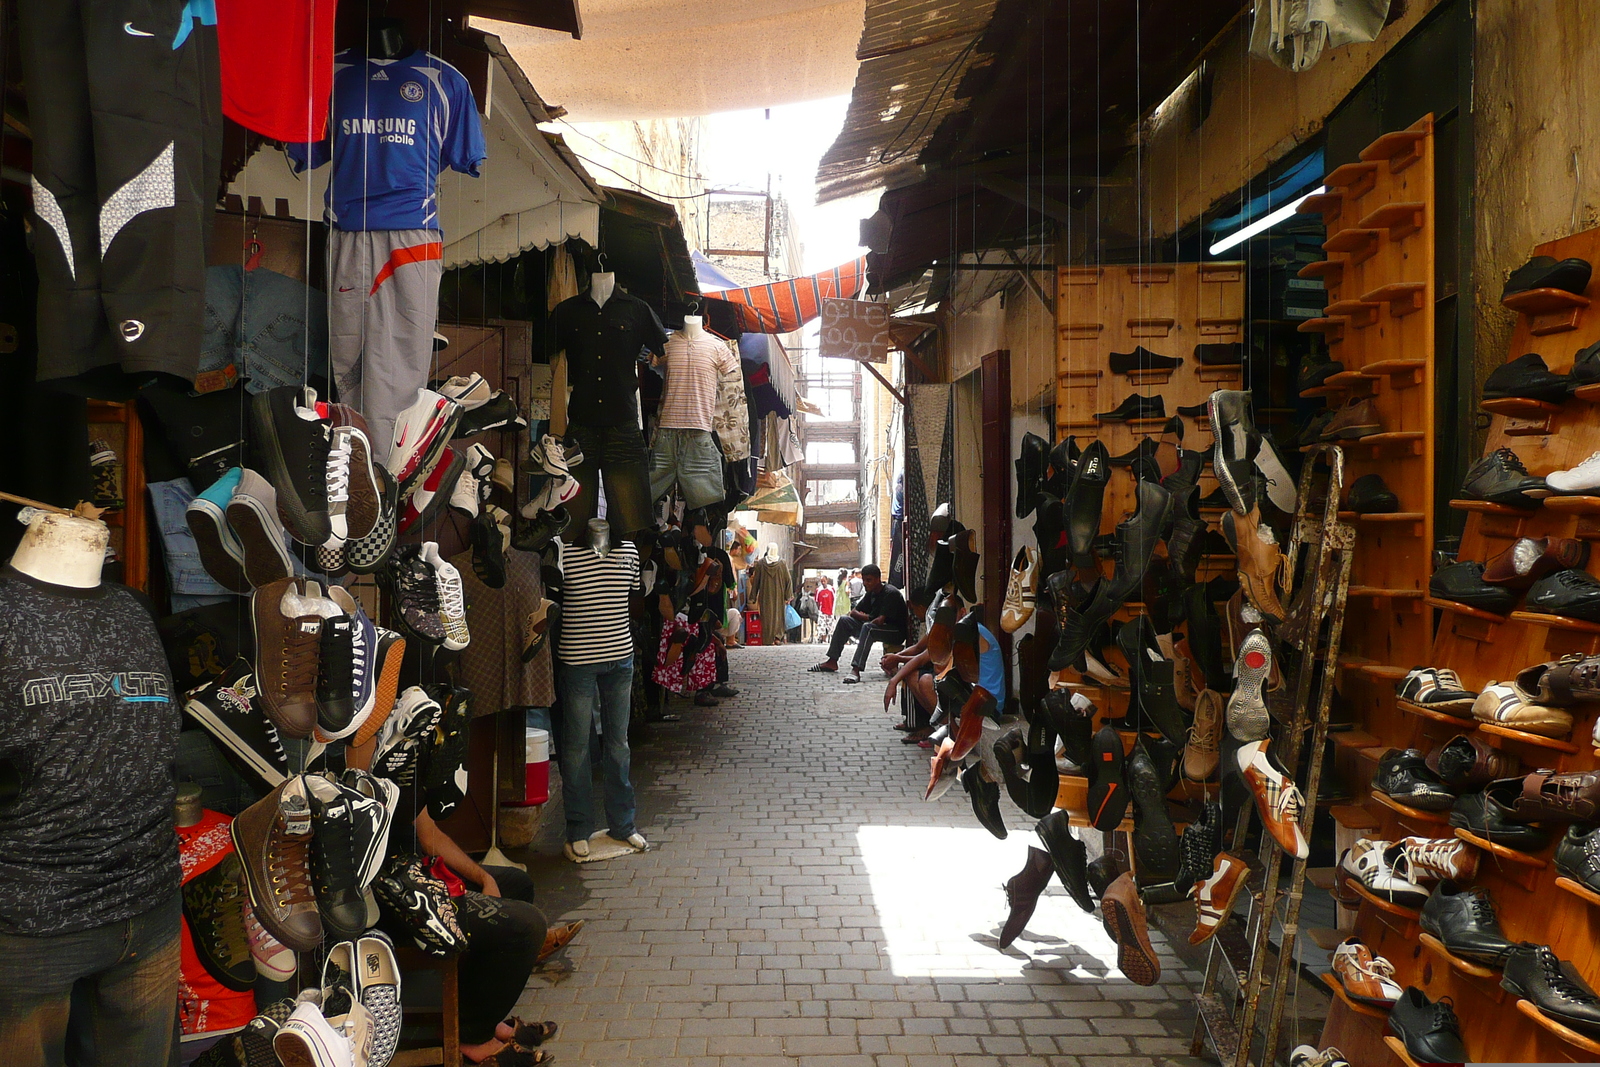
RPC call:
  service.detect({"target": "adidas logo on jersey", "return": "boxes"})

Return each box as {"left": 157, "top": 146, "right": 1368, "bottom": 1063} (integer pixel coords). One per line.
{"left": 372, "top": 70, "right": 389, "bottom": 80}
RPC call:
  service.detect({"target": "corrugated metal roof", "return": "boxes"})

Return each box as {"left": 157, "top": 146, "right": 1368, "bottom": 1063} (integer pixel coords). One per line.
{"left": 815, "top": 0, "right": 999, "bottom": 203}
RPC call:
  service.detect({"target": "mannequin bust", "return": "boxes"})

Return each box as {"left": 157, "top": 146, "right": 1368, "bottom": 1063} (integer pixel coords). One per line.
{"left": 681, "top": 314, "right": 706, "bottom": 339}
{"left": 586, "top": 518, "right": 611, "bottom": 556}
{"left": 175, "top": 782, "right": 203, "bottom": 828}
{"left": 589, "top": 273, "right": 616, "bottom": 309}
{"left": 365, "top": 16, "right": 411, "bottom": 59}
{"left": 10, "top": 513, "right": 107, "bottom": 589}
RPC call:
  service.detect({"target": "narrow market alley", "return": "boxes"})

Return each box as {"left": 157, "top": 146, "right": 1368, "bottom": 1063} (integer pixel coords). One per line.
{"left": 513, "top": 643, "right": 1214, "bottom": 1067}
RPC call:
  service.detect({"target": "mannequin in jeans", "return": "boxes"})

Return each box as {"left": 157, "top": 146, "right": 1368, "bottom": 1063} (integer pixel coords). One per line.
{"left": 0, "top": 513, "right": 182, "bottom": 1067}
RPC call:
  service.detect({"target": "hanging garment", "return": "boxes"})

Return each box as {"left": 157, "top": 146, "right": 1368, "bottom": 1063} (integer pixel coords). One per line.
{"left": 747, "top": 556, "right": 792, "bottom": 645}
{"left": 1249, "top": 0, "right": 1391, "bottom": 72}
{"left": 177, "top": 811, "right": 255, "bottom": 1035}
{"left": 650, "top": 620, "right": 716, "bottom": 695}
{"left": 451, "top": 546, "right": 555, "bottom": 712}
{"left": 18, "top": 0, "right": 222, "bottom": 383}
{"left": 658, "top": 332, "right": 740, "bottom": 432}
{"left": 553, "top": 540, "right": 641, "bottom": 666}
{"left": 711, "top": 353, "right": 752, "bottom": 461}
{"left": 214, "top": 0, "right": 337, "bottom": 141}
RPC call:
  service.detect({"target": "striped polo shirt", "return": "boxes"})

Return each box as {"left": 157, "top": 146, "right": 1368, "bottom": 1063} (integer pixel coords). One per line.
{"left": 555, "top": 540, "right": 640, "bottom": 665}
{"left": 658, "top": 333, "right": 739, "bottom": 431}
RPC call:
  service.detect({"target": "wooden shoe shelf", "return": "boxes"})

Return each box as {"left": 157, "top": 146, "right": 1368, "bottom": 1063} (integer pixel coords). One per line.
{"left": 1319, "top": 202, "right": 1600, "bottom": 1066}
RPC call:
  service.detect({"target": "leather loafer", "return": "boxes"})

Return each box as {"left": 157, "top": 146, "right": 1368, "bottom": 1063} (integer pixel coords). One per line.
{"left": 1117, "top": 615, "right": 1184, "bottom": 744}
{"left": 1429, "top": 560, "right": 1518, "bottom": 615}
{"left": 961, "top": 764, "right": 1006, "bottom": 840}
{"left": 948, "top": 685, "right": 996, "bottom": 761}
{"left": 1047, "top": 435, "right": 1080, "bottom": 495}
{"left": 1109, "top": 345, "right": 1183, "bottom": 374}
{"left": 998, "top": 846, "right": 1056, "bottom": 947}
{"left": 1517, "top": 653, "right": 1600, "bottom": 705}
{"left": 1419, "top": 882, "right": 1514, "bottom": 966}
{"left": 1485, "top": 352, "right": 1574, "bottom": 403}
{"left": 1388, "top": 987, "right": 1468, "bottom": 1064}
{"left": 1501, "top": 942, "right": 1600, "bottom": 1039}
{"left": 951, "top": 605, "right": 983, "bottom": 684}
{"left": 1502, "top": 254, "right": 1593, "bottom": 299}
{"left": 1086, "top": 725, "right": 1128, "bottom": 831}
{"left": 944, "top": 527, "right": 980, "bottom": 602}
{"left": 1511, "top": 768, "right": 1600, "bottom": 822}
{"left": 1127, "top": 740, "right": 1182, "bottom": 888}
{"left": 1449, "top": 778, "right": 1549, "bottom": 851}
{"left": 1064, "top": 442, "right": 1111, "bottom": 569}
{"left": 1094, "top": 393, "right": 1165, "bottom": 422}
{"left": 1483, "top": 536, "right": 1589, "bottom": 589}
{"left": 1528, "top": 567, "right": 1600, "bottom": 622}
{"left": 1342, "top": 473, "right": 1400, "bottom": 514}
{"left": 1015, "top": 433, "right": 1049, "bottom": 518}
{"left": 1099, "top": 873, "right": 1160, "bottom": 985}
{"left": 1034, "top": 809, "right": 1094, "bottom": 913}
{"left": 1112, "top": 478, "right": 1172, "bottom": 589}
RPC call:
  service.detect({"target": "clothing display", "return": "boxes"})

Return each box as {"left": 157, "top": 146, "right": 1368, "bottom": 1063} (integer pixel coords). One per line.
{"left": 19, "top": 0, "right": 222, "bottom": 383}
{"left": 648, "top": 426, "right": 725, "bottom": 509}
{"left": 553, "top": 539, "right": 640, "bottom": 665}
{"left": 199, "top": 265, "right": 329, "bottom": 396}
{"left": 747, "top": 554, "right": 792, "bottom": 645}
{"left": 657, "top": 330, "right": 740, "bottom": 431}
{"left": 214, "top": 0, "right": 337, "bottom": 141}
{"left": 176, "top": 809, "right": 255, "bottom": 1035}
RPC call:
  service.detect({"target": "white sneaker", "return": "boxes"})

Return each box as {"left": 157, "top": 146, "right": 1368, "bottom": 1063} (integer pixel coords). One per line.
{"left": 1290, "top": 1046, "right": 1351, "bottom": 1067}
{"left": 274, "top": 995, "right": 355, "bottom": 1067}
{"left": 324, "top": 426, "right": 354, "bottom": 546}
{"left": 450, "top": 443, "right": 494, "bottom": 518}
{"left": 529, "top": 433, "right": 571, "bottom": 477}
{"left": 385, "top": 389, "right": 459, "bottom": 495}
{"left": 438, "top": 372, "right": 491, "bottom": 410}
{"left": 520, "top": 473, "right": 580, "bottom": 518}
{"left": 1547, "top": 449, "right": 1600, "bottom": 494}
{"left": 421, "top": 542, "right": 471, "bottom": 652}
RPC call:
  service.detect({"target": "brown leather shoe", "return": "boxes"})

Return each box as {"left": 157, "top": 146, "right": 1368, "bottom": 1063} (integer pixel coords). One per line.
{"left": 1224, "top": 507, "right": 1286, "bottom": 623}
{"left": 944, "top": 527, "right": 980, "bottom": 602}
{"left": 925, "top": 589, "right": 960, "bottom": 668}
{"left": 998, "top": 847, "right": 1055, "bottom": 948}
{"left": 1318, "top": 396, "right": 1383, "bottom": 440}
{"left": 1190, "top": 851, "right": 1249, "bottom": 944}
{"left": 1517, "top": 653, "right": 1600, "bottom": 706}
{"left": 1183, "top": 689, "right": 1224, "bottom": 781}
{"left": 538, "top": 919, "right": 586, "bottom": 962}
{"left": 1426, "top": 733, "right": 1518, "bottom": 787}
{"left": 926, "top": 737, "right": 957, "bottom": 800}
{"left": 251, "top": 577, "right": 323, "bottom": 739}
{"left": 948, "top": 685, "right": 996, "bottom": 761}
{"left": 1332, "top": 938, "right": 1402, "bottom": 1005}
{"left": 231, "top": 775, "right": 322, "bottom": 952}
{"left": 1512, "top": 768, "right": 1600, "bottom": 822}
{"left": 1483, "top": 536, "right": 1590, "bottom": 589}
{"left": 1100, "top": 872, "right": 1159, "bottom": 985}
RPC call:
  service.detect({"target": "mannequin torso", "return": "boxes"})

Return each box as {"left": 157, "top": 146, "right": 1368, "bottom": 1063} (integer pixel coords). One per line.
{"left": 10, "top": 513, "right": 107, "bottom": 589}
{"left": 681, "top": 315, "right": 706, "bottom": 339}
{"left": 589, "top": 273, "right": 616, "bottom": 309}
{"left": 586, "top": 518, "right": 611, "bottom": 557}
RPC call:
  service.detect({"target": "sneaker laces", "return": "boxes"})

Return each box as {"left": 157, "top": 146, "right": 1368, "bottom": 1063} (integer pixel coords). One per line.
{"left": 436, "top": 570, "right": 466, "bottom": 619}
{"left": 401, "top": 560, "right": 441, "bottom": 613}
{"left": 1467, "top": 891, "right": 1497, "bottom": 926}
{"left": 281, "top": 625, "right": 321, "bottom": 693}
{"left": 326, "top": 435, "right": 351, "bottom": 504}
{"left": 270, "top": 816, "right": 316, "bottom": 908}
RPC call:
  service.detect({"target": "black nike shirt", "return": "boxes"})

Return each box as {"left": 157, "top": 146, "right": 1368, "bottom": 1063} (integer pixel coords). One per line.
{"left": 0, "top": 568, "right": 180, "bottom": 936}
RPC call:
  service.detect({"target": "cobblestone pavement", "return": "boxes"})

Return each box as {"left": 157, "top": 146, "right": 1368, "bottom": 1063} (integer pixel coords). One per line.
{"left": 512, "top": 642, "right": 1212, "bottom": 1066}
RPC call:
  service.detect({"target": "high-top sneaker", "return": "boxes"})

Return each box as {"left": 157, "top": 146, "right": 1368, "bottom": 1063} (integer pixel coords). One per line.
{"left": 372, "top": 853, "right": 468, "bottom": 956}
{"left": 323, "top": 425, "right": 354, "bottom": 547}
{"left": 251, "top": 578, "right": 329, "bottom": 739}
{"left": 345, "top": 464, "right": 399, "bottom": 575}
{"left": 184, "top": 657, "right": 288, "bottom": 789}
{"left": 226, "top": 469, "right": 297, "bottom": 589}
{"left": 187, "top": 467, "right": 250, "bottom": 592}
{"left": 251, "top": 385, "right": 332, "bottom": 546}
{"left": 421, "top": 542, "right": 471, "bottom": 651}
{"left": 231, "top": 776, "right": 322, "bottom": 952}
{"left": 326, "top": 406, "right": 381, "bottom": 541}
{"left": 242, "top": 903, "right": 295, "bottom": 982}
{"left": 340, "top": 768, "right": 399, "bottom": 888}
{"left": 305, "top": 774, "right": 374, "bottom": 941}
{"left": 181, "top": 852, "right": 255, "bottom": 991}
{"left": 315, "top": 585, "right": 377, "bottom": 743}
{"left": 387, "top": 546, "right": 447, "bottom": 645}
{"left": 352, "top": 628, "right": 407, "bottom": 748}
{"left": 89, "top": 438, "right": 124, "bottom": 508}
{"left": 422, "top": 687, "right": 472, "bottom": 819}
{"left": 373, "top": 687, "right": 446, "bottom": 784}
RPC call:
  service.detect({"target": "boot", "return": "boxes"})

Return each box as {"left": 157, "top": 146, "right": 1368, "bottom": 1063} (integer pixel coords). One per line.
{"left": 1015, "top": 433, "right": 1049, "bottom": 518}
{"left": 999, "top": 846, "right": 1057, "bottom": 947}
{"left": 1182, "top": 584, "right": 1230, "bottom": 691}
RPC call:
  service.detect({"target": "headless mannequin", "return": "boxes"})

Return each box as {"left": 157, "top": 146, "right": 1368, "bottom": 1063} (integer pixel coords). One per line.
{"left": 681, "top": 314, "right": 706, "bottom": 339}
{"left": 10, "top": 513, "right": 107, "bottom": 589}
{"left": 365, "top": 17, "right": 411, "bottom": 59}
{"left": 589, "top": 273, "right": 616, "bottom": 309}
{"left": 586, "top": 518, "right": 611, "bottom": 556}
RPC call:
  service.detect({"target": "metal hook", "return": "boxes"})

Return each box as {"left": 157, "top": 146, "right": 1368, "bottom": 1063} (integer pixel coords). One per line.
{"left": 596, "top": 252, "right": 608, "bottom": 271}
{"left": 687, "top": 299, "right": 700, "bottom": 315}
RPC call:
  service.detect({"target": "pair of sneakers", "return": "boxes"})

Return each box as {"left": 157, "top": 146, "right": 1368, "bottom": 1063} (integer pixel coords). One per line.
{"left": 436, "top": 371, "right": 528, "bottom": 437}
{"left": 388, "top": 542, "right": 471, "bottom": 651}
{"left": 269, "top": 931, "right": 403, "bottom": 1067}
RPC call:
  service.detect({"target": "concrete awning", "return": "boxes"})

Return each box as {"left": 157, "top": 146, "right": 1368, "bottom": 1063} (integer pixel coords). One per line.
{"left": 227, "top": 30, "right": 603, "bottom": 270}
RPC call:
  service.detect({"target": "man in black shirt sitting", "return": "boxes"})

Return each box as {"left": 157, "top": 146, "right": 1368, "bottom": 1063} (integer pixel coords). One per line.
{"left": 808, "top": 564, "right": 908, "bottom": 683}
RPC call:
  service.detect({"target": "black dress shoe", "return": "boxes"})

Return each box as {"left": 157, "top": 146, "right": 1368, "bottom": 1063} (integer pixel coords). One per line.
{"left": 1109, "top": 346, "right": 1183, "bottom": 374}
{"left": 1087, "top": 725, "right": 1128, "bottom": 831}
{"left": 1419, "top": 882, "right": 1515, "bottom": 966}
{"left": 1046, "top": 436, "right": 1080, "bottom": 496}
{"left": 1024, "top": 715, "right": 1059, "bottom": 817}
{"left": 1041, "top": 687, "right": 1093, "bottom": 768}
{"left": 1094, "top": 393, "right": 1165, "bottom": 422}
{"left": 998, "top": 846, "right": 1057, "bottom": 947}
{"left": 1166, "top": 489, "right": 1206, "bottom": 586}
{"left": 1484, "top": 352, "right": 1574, "bottom": 403}
{"left": 1113, "top": 479, "right": 1173, "bottom": 591}
{"left": 1571, "top": 338, "right": 1600, "bottom": 392}
{"left": 1064, "top": 441, "right": 1110, "bottom": 570}
{"left": 961, "top": 765, "right": 1007, "bottom": 840}
{"left": 1178, "top": 800, "right": 1223, "bottom": 892}
{"left": 1182, "top": 583, "right": 1230, "bottom": 691}
{"left": 1140, "top": 558, "right": 1176, "bottom": 635}
{"left": 1034, "top": 810, "right": 1095, "bottom": 912}
{"left": 993, "top": 729, "right": 1033, "bottom": 812}
{"left": 1033, "top": 494, "right": 1068, "bottom": 576}
{"left": 951, "top": 604, "right": 983, "bottom": 684}
{"left": 1503, "top": 255, "right": 1593, "bottom": 299}
{"left": 1373, "top": 749, "right": 1457, "bottom": 811}
{"left": 1208, "top": 389, "right": 1259, "bottom": 515}
{"left": 1195, "top": 342, "right": 1243, "bottom": 366}
{"left": 1449, "top": 779, "right": 1549, "bottom": 851}
{"left": 922, "top": 539, "right": 956, "bottom": 601}
{"left": 1048, "top": 574, "right": 1122, "bottom": 671}
{"left": 1127, "top": 740, "right": 1182, "bottom": 887}
{"left": 1388, "top": 987, "right": 1469, "bottom": 1064}
{"left": 945, "top": 528, "right": 980, "bottom": 602}
{"left": 1429, "top": 561, "right": 1518, "bottom": 615}
{"left": 1297, "top": 351, "right": 1344, "bottom": 391}
{"left": 1015, "top": 433, "right": 1049, "bottom": 518}
{"left": 1107, "top": 438, "right": 1161, "bottom": 469}
{"left": 1462, "top": 447, "right": 1547, "bottom": 507}
{"left": 1557, "top": 823, "right": 1600, "bottom": 893}
{"left": 1527, "top": 568, "right": 1600, "bottom": 622}
{"left": 1117, "top": 615, "right": 1184, "bottom": 745}
{"left": 1161, "top": 446, "right": 1208, "bottom": 497}
{"left": 1176, "top": 401, "right": 1210, "bottom": 418}
{"left": 1502, "top": 943, "right": 1600, "bottom": 1038}
{"left": 1344, "top": 473, "right": 1400, "bottom": 514}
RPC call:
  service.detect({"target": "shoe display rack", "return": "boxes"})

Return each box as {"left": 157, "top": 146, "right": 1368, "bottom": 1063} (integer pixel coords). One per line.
{"left": 1319, "top": 224, "right": 1600, "bottom": 1064}
{"left": 86, "top": 400, "right": 148, "bottom": 593}
{"left": 1294, "top": 114, "right": 1437, "bottom": 717}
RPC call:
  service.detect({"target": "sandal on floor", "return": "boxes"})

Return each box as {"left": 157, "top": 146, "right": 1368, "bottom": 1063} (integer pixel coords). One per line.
{"left": 807, "top": 663, "right": 837, "bottom": 672}
{"left": 841, "top": 675, "right": 862, "bottom": 684}
{"left": 504, "top": 1018, "right": 560, "bottom": 1046}
{"left": 474, "top": 1047, "right": 554, "bottom": 1066}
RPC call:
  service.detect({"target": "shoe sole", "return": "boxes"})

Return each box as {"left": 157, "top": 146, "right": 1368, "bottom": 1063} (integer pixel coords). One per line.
{"left": 1209, "top": 396, "right": 1254, "bottom": 515}
{"left": 228, "top": 495, "right": 296, "bottom": 589}
{"left": 187, "top": 499, "right": 251, "bottom": 593}
{"left": 250, "top": 391, "right": 329, "bottom": 546}
{"left": 1254, "top": 438, "right": 1296, "bottom": 512}
{"left": 344, "top": 430, "right": 382, "bottom": 540}
{"left": 354, "top": 634, "right": 405, "bottom": 749}
{"left": 1087, "top": 733, "right": 1128, "bottom": 832}
{"left": 1322, "top": 424, "right": 1382, "bottom": 440}
{"left": 1100, "top": 894, "right": 1160, "bottom": 985}
{"left": 186, "top": 695, "right": 286, "bottom": 788}
{"left": 348, "top": 468, "right": 399, "bottom": 575}
{"left": 1227, "top": 638, "right": 1271, "bottom": 741}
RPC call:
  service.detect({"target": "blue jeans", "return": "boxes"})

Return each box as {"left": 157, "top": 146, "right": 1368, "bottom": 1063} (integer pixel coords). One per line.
{"left": 200, "top": 264, "right": 328, "bottom": 394}
{"left": 0, "top": 890, "right": 181, "bottom": 1067}
{"left": 147, "top": 478, "right": 235, "bottom": 612}
{"left": 557, "top": 656, "right": 637, "bottom": 842}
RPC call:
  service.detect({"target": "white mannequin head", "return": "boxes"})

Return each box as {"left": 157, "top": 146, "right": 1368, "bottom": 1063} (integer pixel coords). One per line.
{"left": 681, "top": 314, "right": 705, "bottom": 339}
{"left": 10, "top": 512, "right": 107, "bottom": 589}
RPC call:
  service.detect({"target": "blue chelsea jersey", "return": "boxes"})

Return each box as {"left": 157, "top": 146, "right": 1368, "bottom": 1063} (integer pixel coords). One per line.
{"left": 287, "top": 49, "right": 486, "bottom": 232}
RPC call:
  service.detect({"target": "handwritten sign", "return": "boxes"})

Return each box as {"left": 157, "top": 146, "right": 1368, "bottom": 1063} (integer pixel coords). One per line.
{"left": 819, "top": 298, "right": 891, "bottom": 364}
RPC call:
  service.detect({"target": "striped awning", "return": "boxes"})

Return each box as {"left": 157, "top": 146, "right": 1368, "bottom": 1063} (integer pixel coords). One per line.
{"left": 705, "top": 257, "right": 868, "bottom": 334}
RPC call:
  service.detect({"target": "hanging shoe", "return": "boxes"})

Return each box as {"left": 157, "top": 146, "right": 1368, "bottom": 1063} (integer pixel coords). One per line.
{"left": 1238, "top": 738, "right": 1310, "bottom": 859}
{"left": 1000, "top": 546, "right": 1039, "bottom": 632}
{"left": 998, "top": 846, "right": 1057, "bottom": 947}
{"left": 1015, "top": 433, "right": 1048, "bottom": 518}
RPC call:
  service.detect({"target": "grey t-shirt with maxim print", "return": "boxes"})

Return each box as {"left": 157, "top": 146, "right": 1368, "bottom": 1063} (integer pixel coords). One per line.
{"left": 0, "top": 568, "right": 180, "bottom": 936}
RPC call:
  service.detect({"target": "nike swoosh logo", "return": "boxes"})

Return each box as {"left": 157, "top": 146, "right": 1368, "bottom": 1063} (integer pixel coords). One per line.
{"left": 338, "top": 286, "right": 355, "bottom": 292}
{"left": 123, "top": 22, "right": 154, "bottom": 36}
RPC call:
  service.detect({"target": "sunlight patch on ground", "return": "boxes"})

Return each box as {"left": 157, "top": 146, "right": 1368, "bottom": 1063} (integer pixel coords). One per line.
{"left": 856, "top": 823, "right": 1121, "bottom": 980}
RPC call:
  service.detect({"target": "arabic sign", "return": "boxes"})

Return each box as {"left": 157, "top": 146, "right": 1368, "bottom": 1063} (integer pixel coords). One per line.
{"left": 819, "top": 298, "right": 891, "bottom": 364}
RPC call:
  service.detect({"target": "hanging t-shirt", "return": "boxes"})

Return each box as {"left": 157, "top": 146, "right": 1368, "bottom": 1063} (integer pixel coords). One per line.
{"left": 554, "top": 541, "right": 641, "bottom": 665}
{"left": 287, "top": 48, "right": 487, "bottom": 232}
{"left": 658, "top": 332, "right": 740, "bottom": 432}
{"left": 0, "top": 568, "right": 179, "bottom": 936}
{"left": 554, "top": 292, "right": 669, "bottom": 428}
{"left": 215, "top": 0, "right": 338, "bottom": 142}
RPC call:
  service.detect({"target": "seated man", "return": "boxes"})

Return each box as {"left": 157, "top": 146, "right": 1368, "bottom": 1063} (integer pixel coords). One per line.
{"left": 884, "top": 606, "right": 1007, "bottom": 741}
{"left": 808, "top": 565, "right": 908, "bottom": 683}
